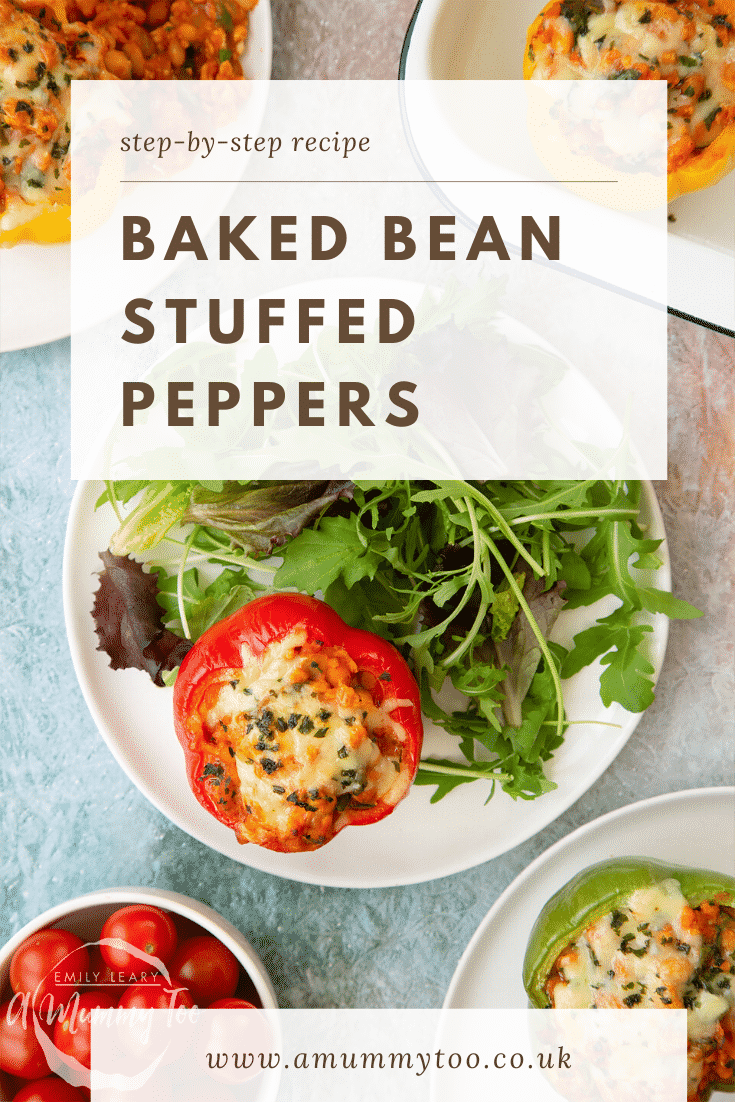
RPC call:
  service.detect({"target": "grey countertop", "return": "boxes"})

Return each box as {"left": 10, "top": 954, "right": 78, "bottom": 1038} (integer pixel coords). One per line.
{"left": 1, "top": 0, "right": 733, "bottom": 1010}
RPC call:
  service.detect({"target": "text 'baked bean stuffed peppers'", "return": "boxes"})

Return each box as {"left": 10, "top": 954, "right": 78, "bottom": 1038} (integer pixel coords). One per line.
{"left": 523, "top": 857, "right": 735, "bottom": 1100}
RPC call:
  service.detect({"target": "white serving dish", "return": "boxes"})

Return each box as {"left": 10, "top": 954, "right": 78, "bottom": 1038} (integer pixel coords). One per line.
{"left": 0, "top": 886, "right": 278, "bottom": 1100}
{"left": 400, "top": 0, "right": 735, "bottom": 333}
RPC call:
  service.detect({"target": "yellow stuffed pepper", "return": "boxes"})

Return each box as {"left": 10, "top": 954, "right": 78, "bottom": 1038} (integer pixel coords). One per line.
{"left": 524, "top": 0, "right": 735, "bottom": 200}
{"left": 0, "top": 0, "right": 257, "bottom": 247}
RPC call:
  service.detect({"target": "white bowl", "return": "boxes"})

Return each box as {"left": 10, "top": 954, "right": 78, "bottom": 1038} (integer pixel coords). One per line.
{"left": 0, "top": 887, "right": 278, "bottom": 1100}
{"left": 0, "top": 0, "right": 273, "bottom": 354}
{"left": 399, "top": 0, "right": 735, "bottom": 331}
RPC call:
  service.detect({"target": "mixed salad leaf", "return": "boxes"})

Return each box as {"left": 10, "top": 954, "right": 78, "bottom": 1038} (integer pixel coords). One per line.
{"left": 93, "top": 479, "right": 701, "bottom": 803}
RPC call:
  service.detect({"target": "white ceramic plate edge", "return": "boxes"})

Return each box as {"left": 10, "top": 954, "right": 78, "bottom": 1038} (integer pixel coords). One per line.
{"left": 63, "top": 477, "right": 670, "bottom": 888}
{"left": 0, "top": 0, "right": 273, "bottom": 356}
{"left": 0, "top": 885, "right": 278, "bottom": 1011}
{"left": 443, "top": 785, "right": 735, "bottom": 1010}
{"left": 399, "top": 0, "right": 735, "bottom": 334}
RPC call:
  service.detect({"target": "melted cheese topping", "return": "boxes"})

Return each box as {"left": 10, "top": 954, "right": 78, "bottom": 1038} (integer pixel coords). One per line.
{"left": 527, "top": 1, "right": 735, "bottom": 172}
{"left": 197, "top": 632, "right": 413, "bottom": 851}
{"left": 0, "top": 1, "right": 257, "bottom": 243}
{"left": 548, "top": 880, "right": 735, "bottom": 1098}
{"left": 0, "top": 1, "right": 108, "bottom": 233}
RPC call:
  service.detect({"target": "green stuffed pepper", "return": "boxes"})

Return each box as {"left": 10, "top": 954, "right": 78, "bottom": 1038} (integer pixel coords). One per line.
{"left": 523, "top": 857, "right": 735, "bottom": 1101}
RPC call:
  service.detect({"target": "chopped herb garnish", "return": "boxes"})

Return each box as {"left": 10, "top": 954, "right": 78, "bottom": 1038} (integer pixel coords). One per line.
{"left": 260, "top": 757, "right": 282, "bottom": 775}
{"left": 623, "top": 992, "right": 642, "bottom": 1007}
{"left": 559, "top": 0, "right": 604, "bottom": 39}
{"left": 199, "top": 762, "right": 225, "bottom": 781}
{"left": 379, "top": 672, "right": 392, "bottom": 681}
{"left": 276, "top": 717, "right": 288, "bottom": 732}
{"left": 288, "top": 713, "right": 301, "bottom": 728}
{"left": 299, "top": 716, "right": 314, "bottom": 734}
{"left": 337, "top": 745, "right": 349, "bottom": 759}
{"left": 678, "top": 55, "right": 700, "bottom": 67}
{"left": 704, "top": 106, "right": 722, "bottom": 130}
{"left": 610, "top": 910, "right": 627, "bottom": 933}
{"left": 272, "top": 784, "right": 285, "bottom": 794}
{"left": 639, "top": 8, "right": 652, "bottom": 22}
{"left": 620, "top": 932, "right": 650, "bottom": 956}
{"left": 314, "top": 727, "right": 329, "bottom": 738}
{"left": 219, "top": 3, "right": 234, "bottom": 33}
{"left": 286, "top": 791, "right": 317, "bottom": 812}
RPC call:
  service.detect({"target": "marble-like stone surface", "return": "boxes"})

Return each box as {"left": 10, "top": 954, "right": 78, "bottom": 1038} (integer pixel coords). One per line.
{"left": 1, "top": 1, "right": 733, "bottom": 1011}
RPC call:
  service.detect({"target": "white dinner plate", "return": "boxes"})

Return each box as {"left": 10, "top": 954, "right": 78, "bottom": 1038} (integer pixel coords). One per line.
{"left": 444, "top": 786, "right": 735, "bottom": 1013}
{"left": 0, "top": 0, "right": 273, "bottom": 355}
{"left": 63, "top": 476, "right": 670, "bottom": 888}
{"left": 400, "top": 0, "right": 735, "bottom": 333}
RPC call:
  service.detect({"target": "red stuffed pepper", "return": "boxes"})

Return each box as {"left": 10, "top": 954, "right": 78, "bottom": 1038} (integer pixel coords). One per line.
{"left": 173, "top": 594, "right": 423, "bottom": 853}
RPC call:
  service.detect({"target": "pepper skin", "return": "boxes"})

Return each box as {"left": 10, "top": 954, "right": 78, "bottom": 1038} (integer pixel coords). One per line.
{"left": 173, "top": 593, "right": 424, "bottom": 852}
{"left": 523, "top": 856, "right": 735, "bottom": 1009}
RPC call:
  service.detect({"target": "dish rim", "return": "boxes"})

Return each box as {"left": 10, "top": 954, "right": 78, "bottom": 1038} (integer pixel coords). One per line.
{"left": 443, "top": 784, "right": 735, "bottom": 1009}
{"left": 63, "top": 473, "right": 670, "bottom": 888}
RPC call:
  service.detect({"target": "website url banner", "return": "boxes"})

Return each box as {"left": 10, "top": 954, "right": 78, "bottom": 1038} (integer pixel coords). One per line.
{"left": 71, "top": 1008, "right": 686, "bottom": 1102}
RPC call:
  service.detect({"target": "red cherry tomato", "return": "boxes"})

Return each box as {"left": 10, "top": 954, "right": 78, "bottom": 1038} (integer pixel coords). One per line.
{"left": 117, "top": 976, "right": 194, "bottom": 1012}
{"left": 80, "top": 949, "right": 131, "bottom": 997}
{"left": 207, "top": 998, "right": 256, "bottom": 1009}
{"left": 53, "top": 991, "right": 118, "bottom": 1070}
{"left": 100, "top": 906, "right": 177, "bottom": 976}
{"left": 10, "top": 932, "right": 90, "bottom": 1015}
{"left": 13, "top": 1077, "right": 85, "bottom": 1102}
{"left": 168, "top": 937, "right": 239, "bottom": 1006}
{"left": 0, "top": 1000, "right": 50, "bottom": 1079}
{"left": 172, "top": 914, "right": 204, "bottom": 944}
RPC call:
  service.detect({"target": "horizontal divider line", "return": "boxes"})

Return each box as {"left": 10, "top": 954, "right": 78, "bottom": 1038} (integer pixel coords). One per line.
{"left": 119, "top": 178, "right": 620, "bottom": 184}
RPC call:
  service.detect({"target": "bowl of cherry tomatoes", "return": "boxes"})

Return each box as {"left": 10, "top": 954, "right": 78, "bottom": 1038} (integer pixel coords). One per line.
{"left": 0, "top": 887, "right": 278, "bottom": 1102}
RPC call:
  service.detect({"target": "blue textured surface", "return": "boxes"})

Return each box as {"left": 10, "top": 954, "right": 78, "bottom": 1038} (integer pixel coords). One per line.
{"left": 1, "top": 317, "right": 733, "bottom": 1009}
